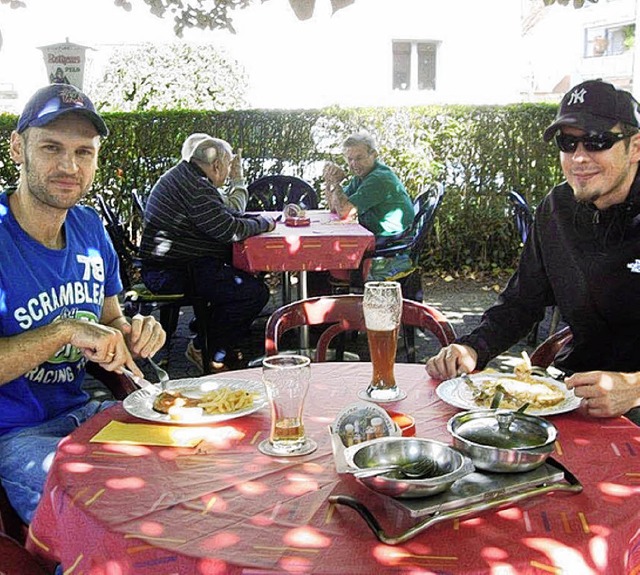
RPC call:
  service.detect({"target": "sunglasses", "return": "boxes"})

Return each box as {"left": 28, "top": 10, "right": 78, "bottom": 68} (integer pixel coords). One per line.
{"left": 555, "top": 131, "right": 629, "bottom": 153}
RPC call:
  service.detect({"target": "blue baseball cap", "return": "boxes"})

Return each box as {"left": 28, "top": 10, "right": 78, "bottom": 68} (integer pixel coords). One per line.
{"left": 17, "top": 83, "right": 108, "bottom": 137}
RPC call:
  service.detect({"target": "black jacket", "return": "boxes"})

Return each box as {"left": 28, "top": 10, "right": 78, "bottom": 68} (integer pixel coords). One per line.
{"left": 459, "top": 168, "right": 640, "bottom": 373}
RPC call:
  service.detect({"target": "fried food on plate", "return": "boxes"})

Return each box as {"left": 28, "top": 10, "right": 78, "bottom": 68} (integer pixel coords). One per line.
{"left": 152, "top": 387, "right": 258, "bottom": 418}
{"left": 465, "top": 374, "right": 565, "bottom": 410}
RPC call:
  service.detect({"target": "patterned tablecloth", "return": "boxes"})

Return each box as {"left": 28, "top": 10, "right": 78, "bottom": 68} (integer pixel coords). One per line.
{"left": 232, "top": 210, "right": 375, "bottom": 275}
{"left": 28, "top": 362, "right": 640, "bottom": 574}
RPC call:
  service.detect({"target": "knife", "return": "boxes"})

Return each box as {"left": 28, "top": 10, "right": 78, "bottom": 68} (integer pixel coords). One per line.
{"left": 120, "top": 367, "right": 156, "bottom": 390}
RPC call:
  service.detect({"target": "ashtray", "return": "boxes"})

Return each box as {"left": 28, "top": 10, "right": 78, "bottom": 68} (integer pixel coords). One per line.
{"left": 386, "top": 411, "right": 416, "bottom": 437}
{"left": 284, "top": 216, "right": 311, "bottom": 227}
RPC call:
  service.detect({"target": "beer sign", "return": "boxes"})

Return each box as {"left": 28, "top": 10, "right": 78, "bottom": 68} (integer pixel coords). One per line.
{"left": 38, "top": 39, "right": 92, "bottom": 90}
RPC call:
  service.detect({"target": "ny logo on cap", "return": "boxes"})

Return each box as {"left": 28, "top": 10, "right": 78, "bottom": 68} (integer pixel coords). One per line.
{"left": 58, "top": 86, "right": 85, "bottom": 107}
{"left": 567, "top": 87, "right": 587, "bottom": 106}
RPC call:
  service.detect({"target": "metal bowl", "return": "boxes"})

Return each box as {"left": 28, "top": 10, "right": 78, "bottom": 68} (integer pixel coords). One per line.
{"left": 447, "top": 409, "right": 557, "bottom": 473}
{"left": 344, "top": 437, "right": 474, "bottom": 499}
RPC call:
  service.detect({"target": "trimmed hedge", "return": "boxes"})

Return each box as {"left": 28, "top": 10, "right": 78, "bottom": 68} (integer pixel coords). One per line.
{"left": 0, "top": 103, "right": 562, "bottom": 272}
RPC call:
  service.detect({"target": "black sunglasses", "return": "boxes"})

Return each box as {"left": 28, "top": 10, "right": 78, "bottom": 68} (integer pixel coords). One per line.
{"left": 555, "top": 131, "right": 629, "bottom": 153}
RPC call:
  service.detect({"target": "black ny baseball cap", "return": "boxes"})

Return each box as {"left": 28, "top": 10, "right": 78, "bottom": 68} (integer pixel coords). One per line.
{"left": 17, "top": 83, "right": 108, "bottom": 137}
{"left": 543, "top": 79, "right": 640, "bottom": 142}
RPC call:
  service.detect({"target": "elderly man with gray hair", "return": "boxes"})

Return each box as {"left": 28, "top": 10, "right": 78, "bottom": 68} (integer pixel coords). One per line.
{"left": 140, "top": 133, "right": 276, "bottom": 373}
{"left": 323, "top": 132, "right": 414, "bottom": 281}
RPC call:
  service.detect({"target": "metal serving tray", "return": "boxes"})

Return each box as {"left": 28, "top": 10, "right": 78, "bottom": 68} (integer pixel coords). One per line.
{"left": 329, "top": 458, "right": 582, "bottom": 544}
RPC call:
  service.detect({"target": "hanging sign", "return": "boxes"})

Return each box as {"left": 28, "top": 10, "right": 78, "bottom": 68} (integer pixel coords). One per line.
{"left": 38, "top": 40, "right": 91, "bottom": 90}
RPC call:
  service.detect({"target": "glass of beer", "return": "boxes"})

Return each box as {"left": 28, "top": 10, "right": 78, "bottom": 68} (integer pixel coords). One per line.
{"left": 258, "top": 354, "right": 318, "bottom": 457}
{"left": 361, "top": 281, "right": 406, "bottom": 402}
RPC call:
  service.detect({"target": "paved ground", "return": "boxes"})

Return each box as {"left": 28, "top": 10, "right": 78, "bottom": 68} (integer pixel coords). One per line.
{"left": 87, "top": 273, "right": 562, "bottom": 394}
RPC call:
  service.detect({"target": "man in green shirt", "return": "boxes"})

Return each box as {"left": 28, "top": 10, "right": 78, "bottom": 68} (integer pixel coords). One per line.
{"left": 323, "top": 132, "right": 414, "bottom": 280}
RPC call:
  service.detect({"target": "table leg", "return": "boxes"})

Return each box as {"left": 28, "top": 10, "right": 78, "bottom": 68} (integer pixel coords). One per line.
{"left": 299, "top": 271, "right": 310, "bottom": 350}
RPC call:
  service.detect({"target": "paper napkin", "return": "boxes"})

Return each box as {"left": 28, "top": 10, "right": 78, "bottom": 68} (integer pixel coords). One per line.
{"left": 90, "top": 420, "right": 206, "bottom": 447}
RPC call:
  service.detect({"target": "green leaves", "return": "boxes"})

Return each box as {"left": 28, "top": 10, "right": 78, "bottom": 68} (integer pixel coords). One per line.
{"left": 0, "top": 102, "right": 561, "bottom": 276}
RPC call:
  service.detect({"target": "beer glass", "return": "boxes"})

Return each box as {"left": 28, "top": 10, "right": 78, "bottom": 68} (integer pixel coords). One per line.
{"left": 258, "top": 354, "right": 317, "bottom": 456}
{"left": 360, "top": 281, "right": 406, "bottom": 402}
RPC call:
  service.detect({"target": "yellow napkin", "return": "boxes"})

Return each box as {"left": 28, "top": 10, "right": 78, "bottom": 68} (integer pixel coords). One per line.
{"left": 90, "top": 420, "right": 206, "bottom": 447}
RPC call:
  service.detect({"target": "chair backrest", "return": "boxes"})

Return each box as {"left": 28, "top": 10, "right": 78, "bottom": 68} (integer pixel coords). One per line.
{"left": 529, "top": 325, "right": 573, "bottom": 368}
{"left": 132, "top": 190, "right": 146, "bottom": 219}
{"left": 370, "top": 182, "right": 445, "bottom": 264}
{"left": 246, "top": 175, "right": 318, "bottom": 211}
{"left": 408, "top": 182, "right": 445, "bottom": 262}
{"left": 0, "top": 482, "right": 27, "bottom": 546}
{"left": 97, "top": 195, "right": 139, "bottom": 289}
{"left": 0, "top": 532, "right": 48, "bottom": 575}
{"left": 265, "top": 294, "right": 456, "bottom": 362}
{"left": 508, "top": 191, "right": 534, "bottom": 244}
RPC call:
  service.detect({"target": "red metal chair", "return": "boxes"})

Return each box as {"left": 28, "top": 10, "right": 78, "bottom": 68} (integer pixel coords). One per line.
{"left": 265, "top": 294, "right": 456, "bottom": 362}
{"left": 0, "top": 532, "right": 49, "bottom": 574}
{"left": 529, "top": 326, "right": 573, "bottom": 368}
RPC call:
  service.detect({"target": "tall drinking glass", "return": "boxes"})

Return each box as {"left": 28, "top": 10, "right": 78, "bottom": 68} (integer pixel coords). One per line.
{"left": 360, "top": 281, "right": 406, "bottom": 402}
{"left": 258, "top": 354, "right": 317, "bottom": 456}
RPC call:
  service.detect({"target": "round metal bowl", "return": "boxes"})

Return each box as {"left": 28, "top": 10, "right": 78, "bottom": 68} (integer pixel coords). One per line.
{"left": 344, "top": 437, "right": 474, "bottom": 499}
{"left": 447, "top": 409, "right": 557, "bottom": 473}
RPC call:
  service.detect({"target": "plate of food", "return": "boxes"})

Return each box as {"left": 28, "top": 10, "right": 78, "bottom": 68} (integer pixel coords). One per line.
{"left": 123, "top": 376, "right": 268, "bottom": 425}
{"left": 436, "top": 370, "right": 581, "bottom": 416}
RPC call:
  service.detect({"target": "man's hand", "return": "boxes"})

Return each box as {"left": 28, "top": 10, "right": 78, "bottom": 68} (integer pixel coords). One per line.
{"left": 263, "top": 215, "right": 277, "bottom": 232}
{"left": 230, "top": 147, "right": 244, "bottom": 181}
{"left": 120, "top": 314, "right": 166, "bottom": 359}
{"left": 69, "top": 320, "right": 143, "bottom": 377}
{"left": 323, "top": 161, "right": 346, "bottom": 185}
{"left": 565, "top": 371, "right": 640, "bottom": 417}
{"left": 426, "top": 344, "right": 478, "bottom": 380}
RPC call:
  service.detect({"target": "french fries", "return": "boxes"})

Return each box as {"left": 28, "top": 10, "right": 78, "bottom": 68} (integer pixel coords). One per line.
{"left": 197, "top": 386, "right": 257, "bottom": 414}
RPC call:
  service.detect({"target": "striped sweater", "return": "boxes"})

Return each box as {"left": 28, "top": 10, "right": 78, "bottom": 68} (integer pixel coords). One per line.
{"left": 139, "top": 161, "right": 272, "bottom": 266}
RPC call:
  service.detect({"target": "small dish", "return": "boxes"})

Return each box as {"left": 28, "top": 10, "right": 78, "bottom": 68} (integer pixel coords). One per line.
{"left": 344, "top": 436, "right": 474, "bottom": 499}
{"left": 386, "top": 411, "right": 416, "bottom": 436}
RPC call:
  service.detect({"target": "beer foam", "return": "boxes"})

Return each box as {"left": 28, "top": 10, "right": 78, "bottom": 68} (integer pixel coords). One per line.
{"left": 364, "top": 310, "right": 397, "bottom": 331}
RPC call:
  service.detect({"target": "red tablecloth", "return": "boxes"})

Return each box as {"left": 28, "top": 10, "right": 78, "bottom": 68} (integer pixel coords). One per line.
{"left": 27, "top": 363, "right": 640, "bottom": 574}
{"left": 232, "top": 210, "right": 375, "bottom": 273}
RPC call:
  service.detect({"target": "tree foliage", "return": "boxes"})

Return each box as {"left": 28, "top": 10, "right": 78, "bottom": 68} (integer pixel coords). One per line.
{"left": 1, "top": 0, "right": 596, "bottom": 38}
{"left": 86, "top": 42, "right": 248, "bottom": 112}
{"left": 542, "top": 0, "right": 598, "bottom": 7}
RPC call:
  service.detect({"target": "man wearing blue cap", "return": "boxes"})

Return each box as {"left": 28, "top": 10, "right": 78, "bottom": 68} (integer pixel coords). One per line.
{"left": 0, "top": 83, "right": 166, "bottom": 523}
{"left": 427, "top": 79, "right": 640, "bottom": 422}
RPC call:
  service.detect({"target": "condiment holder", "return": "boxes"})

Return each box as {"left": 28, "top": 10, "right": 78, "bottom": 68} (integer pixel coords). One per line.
{"left": 283, "top": 203, "right": 311, "bottom": 227}
{"left": 330, "top": 402, "right": 400, "bottom": 449}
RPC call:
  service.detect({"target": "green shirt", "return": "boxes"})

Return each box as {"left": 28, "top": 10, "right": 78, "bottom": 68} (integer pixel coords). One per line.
{"left": 343, "top": 160, "right": 413, "bottom": 238}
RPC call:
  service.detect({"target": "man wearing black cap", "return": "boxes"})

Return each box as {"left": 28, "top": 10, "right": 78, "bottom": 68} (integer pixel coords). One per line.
{"left": 427, "top": 79, "right": 640, "bottom": 422}
{"left": 0, "top": 83, "right": 166, "bottom": 523}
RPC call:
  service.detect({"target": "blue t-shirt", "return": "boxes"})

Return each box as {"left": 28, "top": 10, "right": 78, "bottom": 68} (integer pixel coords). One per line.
{"left": 0, "top": 192, "right": 122, "bottom": 436}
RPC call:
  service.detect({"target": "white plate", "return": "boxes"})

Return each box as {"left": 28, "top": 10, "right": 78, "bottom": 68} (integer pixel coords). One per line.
{"left": 436, "top": 372, "right": 581, "bottom": 416}
{"left": 123, "top": 376, "right": 268, "bottom": 425}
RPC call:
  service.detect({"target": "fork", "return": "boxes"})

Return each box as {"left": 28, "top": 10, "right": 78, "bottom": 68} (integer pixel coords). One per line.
{"left": 354, "top": 458, "right": 438, "bottom": 479}
{"left": 147, "top": 356, "right": 169, "bottom": 390}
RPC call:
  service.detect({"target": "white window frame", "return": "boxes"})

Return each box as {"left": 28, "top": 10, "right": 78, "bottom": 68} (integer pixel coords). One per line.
{"left": 392, "top": 40, "right": 438, "bottom": 91}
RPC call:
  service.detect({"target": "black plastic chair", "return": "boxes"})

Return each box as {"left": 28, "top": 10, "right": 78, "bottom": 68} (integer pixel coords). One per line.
{"left": 96, "top": 195, "right": 214, "bottom": 375}
{"left": 352, "top": 182, "right": 445, "bottom": 299}
{"left": 246, "top": 175, "right": 318, "bottom": 211}
{"left": 508, "top": 191, "right": 534, "bottom": 244}
{"left": 246, "top": 175, "right": 318, "bottom": 305}
{"left": 132, "top": 190, "right": 146, "bottom": 219}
